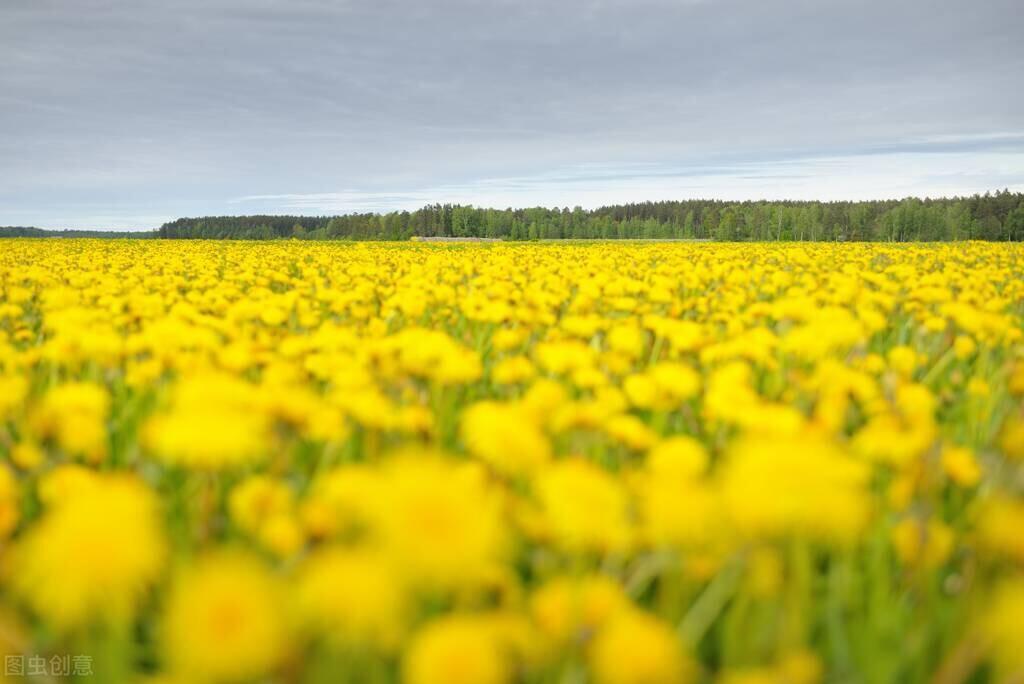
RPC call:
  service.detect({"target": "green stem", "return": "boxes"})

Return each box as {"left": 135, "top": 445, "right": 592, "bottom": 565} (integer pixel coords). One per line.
{"left": 678, "top": 557, "right": 743, "bottom": 648}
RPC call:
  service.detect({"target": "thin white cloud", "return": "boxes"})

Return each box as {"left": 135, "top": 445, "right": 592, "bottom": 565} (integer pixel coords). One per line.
{"left": 232, "top": 148, "right": 1024, "bottom": 215}
{"left": 2, "top": 0, "right": 1022, "bottom": 229}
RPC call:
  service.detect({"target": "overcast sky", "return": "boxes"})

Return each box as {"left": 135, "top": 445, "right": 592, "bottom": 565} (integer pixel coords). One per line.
{"left": 2, "top": 0, "right": 1022, "bottom": 230}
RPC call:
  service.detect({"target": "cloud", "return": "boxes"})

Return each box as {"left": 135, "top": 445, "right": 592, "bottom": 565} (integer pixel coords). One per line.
{"left": 1, "top": 0, "right": 1022, "bottom": 229}
{"left": 234, "top": 145, "right": 1024, "bottom": 215}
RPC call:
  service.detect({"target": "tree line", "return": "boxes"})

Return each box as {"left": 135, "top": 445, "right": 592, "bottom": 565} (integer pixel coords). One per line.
{"left": 7, "top": 190, "right": 1023, "bottom": 241}
{"left": 0, "top": 226, "right": 156, "bottom": 238}
{"left": 157, "top": 191, "right": 1024, "bottom": 242}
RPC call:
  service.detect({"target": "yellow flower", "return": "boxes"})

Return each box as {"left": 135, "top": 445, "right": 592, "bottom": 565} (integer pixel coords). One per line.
{"left": 623, "top": 363, "right": 700, "bottom": 411}
{"left": 368, "top": 454, "right": 507, "bottom": 590}
{"left": 896, "top": 382, "right": 937, "bottom": 423}
{"left": 0, "top": 374, "right": 28, "bottom": 421}
{"left": 703, "top": 361, "right": 761, "bottom": 427}
{"left": 887, "top": 345, "right": 919, "bottom": 377}
{"left": 998, "top": 414, "right": 1024, "bottom": 460}
{"left": 519, "top": 378, "right": 569, "bottom": 425}
{"left": 648, "top": 362, "right": 701, "bottom": 401}
{"left": 162, "top": 551, "right": 289, "bottom": 682}
{"left": 385, "top": 328, "right": 482, "bottom": 384}
{"left": 260, "top": 305, "right": 288, "bottom": 326}
{"left": 534, "top": 340, "right": 595, "bottom": 375}
{"left": 718, "top": 651, "right": 822, "bottom": 684}
{"left": 295, "top": 546, "right": 407, "bottom": 651}
{"left": 10, "top": 474, "right": 165, "bottom": 629}
{"left": 403, "top": 614, "right": 510, "bottom": 684}
{"left": 891, "top": 517, "right": 954, "bottom": 568}
{"left": 634, "top": 444, "right": 716, "bottom": 548}
{"left": 923, "top": 316, "right": 946, "bottom": 333}
{"left": 228, "top": 475, "right": 295, "bottom": 538}
{"left": 966, "top": 377, "right": 990, "bottom": 397}
{"left": 638, "top": 474, "right": 722, "bottom": 552}
{"left": 980, "top": 579, "right": 1024, "bottom": 678}
{"left": 534, "top": 459, "right": 632, "bottom": 553}
{"left": 941, "top": 444, "right": 982, "bottom": 487}
{"left": 853, "top": 384, "right": 937, "bottom": 466}
{"left": 143, "top": 373, "right": 271, "bottom": 469}
{"left": 589, "top": 610, "right": 692, "bottom": 684}
{"left": 0, "top": 464, "right": 20, "bottom": 538}
{"left": 623, "top": 373, "right": 664, "bottom": 410}
{"left": 492, "top": 327, "right": 529, "bottom": 351}
{"left": 5, "top": 234, "right": 1024, "bottom": 682}
{"left": 529, "top": 575, "right": 630, "bottom": 645}
{"left": 776, "top": 651, "right": 823, "bottom": 684}
{"left": 144, "top": 408, "right": 269, "bottom": 469}
{"left": 9, "top": 441, "right": 44, "bottom": 471}
{"left": 646, "top": 436, "right": 709, "bottom": 480}
{"left": 606, "top": 324, "right": 647, "bottom": 359}
{"left": 461, "top": 401, "right": 551, "bottom": 476}
{"left": 604, "top": 414, "right": 659, "bottom": 451}
{"left": 492, "top": 355, "right": 537, "bottom": 385}
{"left": 257, "top": 513, "right": 305, "bottom": 558}
{"left": 301, "top": 463, "right": 383, "bottom": 539}
{"left": 721, "top": 435, "right": 870, "bottom": 543}
{"left": 1009, "top": 361, "right": 1024, "bottom": 396}
{"left": 36, "top": 463, "right": 99, "bottom": 505}
{"left": 645, "top": 317, "right": 706, "bottom": 353}
{"left": 780, "top": 306, "right": 865, "bottom": 360}
{"left": 862, "top": 353, "right": 886, "bottom": 374}
{"left": 953, "top": 335, "right": 976, "bottom": 359}
{"left": 29, "top": 382, "right": 109, "bottom": 463}
{"left": 975, "top": 495, "right": 1024, "bottom": 563}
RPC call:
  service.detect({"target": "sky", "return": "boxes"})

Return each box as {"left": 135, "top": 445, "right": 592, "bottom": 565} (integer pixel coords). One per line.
{"left": 1, "top": 0, "right": 1023, "bottom": 231}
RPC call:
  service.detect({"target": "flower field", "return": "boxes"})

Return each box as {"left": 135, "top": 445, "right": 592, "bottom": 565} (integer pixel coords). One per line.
{"left": 1, "top": 239, "right": 1024, "bottom": 683}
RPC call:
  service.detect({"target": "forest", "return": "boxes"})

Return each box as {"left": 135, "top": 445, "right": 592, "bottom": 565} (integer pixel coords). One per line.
{"left": 6, "top": 191, "right": 1023, "bottom": 241}
{"left": 0, "top": 226, "right": 156, "bottom": 238}
{"left": 157, "top": 191, "right": 1024, "bottom": 241}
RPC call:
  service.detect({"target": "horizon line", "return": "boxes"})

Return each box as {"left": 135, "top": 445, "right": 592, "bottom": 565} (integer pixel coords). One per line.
{"left": 5, "top": 187, "right": 1023, "bottom": 234}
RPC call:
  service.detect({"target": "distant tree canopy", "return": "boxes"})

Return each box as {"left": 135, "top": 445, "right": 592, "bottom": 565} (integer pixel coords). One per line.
{"left": 0, "top": 226, "right": 156, "bottom": 238}
{"left": 10, "top": 190, "right": 1024, "bottom": 241}
{"left": 156, "top": 191, "right": 1024, "bottom": 242}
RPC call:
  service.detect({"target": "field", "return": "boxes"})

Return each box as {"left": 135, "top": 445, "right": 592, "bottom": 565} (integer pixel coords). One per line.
{"left": 1, "top": 239, "right": 1023, "bottom": 684}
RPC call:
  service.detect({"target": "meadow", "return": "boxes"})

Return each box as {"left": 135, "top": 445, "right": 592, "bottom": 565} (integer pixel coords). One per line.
{"left": 0, "top": 239, "right": 1023, "bottom": 683}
